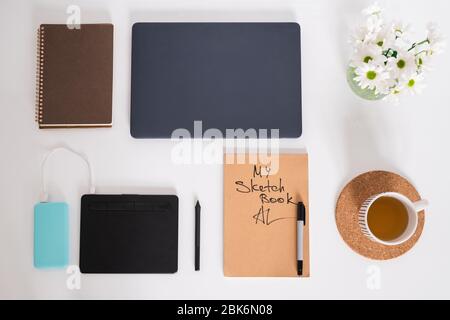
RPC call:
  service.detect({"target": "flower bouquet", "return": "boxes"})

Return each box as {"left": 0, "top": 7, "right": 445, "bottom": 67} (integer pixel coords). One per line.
{"left": 348, "top": 3, "right": 445, "bottom": 102}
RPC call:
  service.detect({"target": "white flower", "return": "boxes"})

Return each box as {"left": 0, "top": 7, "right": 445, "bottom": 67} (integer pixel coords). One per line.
{"left": 349, "top": 4, "right": 445, "bottom": 103}
{"left": 350, "top": 18, "right": 382, "bottom": 45}
{"left": 426, "top": 23, "right": 446, "bottom": 55}
{"left": 366, "top": 14, "right": 383, "bottom": 34}
{"left": 392, "top": 20, "right": 412, "bottom": 39}
{"left": 383, "top": 79, "right": 411, "bottom": 104}
{"left": 360, "top": 3, "right": 384, "bottom": 35}
{"left": 350, "top": 43, "right": 385, "bottom": 67}
{"left": 401, "top": 73, "right": 426, "bottom": 95}
{"left": 383, "top": 88, "right": 402, "bottom": 105}
{"left": 416, "top": 52, "right": 433, "bottom": 72}
{"left": 350, "top": 25, "right": 375, "bottom": 45}
{"left": 362, "top": 3, "right": 383, "bottom": 16}
{"left": 391, "top": 21, "right": 412, "bottom": 50}
{"left": 354, "top": 62, "right": 390, "bottom": 94}
{"left": 375, "top": 78, "right": 395, "bottom": 95}
{"left": 386, "top": 48, "right": 417, "bottom": 79}
{"left": 383, "top": 90, "right": 405, "bottom": 106}
{"left": 373, "top": 25, "right": 396, "bottom": 49}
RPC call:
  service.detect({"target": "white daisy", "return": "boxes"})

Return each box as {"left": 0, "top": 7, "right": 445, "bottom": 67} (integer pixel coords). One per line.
{"left": 426, "top": 23, "right": 446, "bottom": 55}
{"left": 362, "top": 3, "right": 383, "bottom": 16}
{"left": 391, "top": 21, "right": 412, "bottom": 50}
{"left": 401, "top": 73, "right": 426, "bottom": 95}
{"left": 383, "top": 87, "right": 402, "bottom": 104}
{"left": 416, "top": 52, "right": 434, "bottom": 72}
{"left": 354, "top": 62, "right": 390, "bottom": 94}
{"left": 375, "top": 77, "right": 395, "bottom": 95}
{"left": 366, "top": 14, "right": 383, "bottom": 34}
{"left": 350, "top": 43, "right": 385, "bottom": 67}
{"left": 387, "top": 48, "right": 417, "bottom": 79}
{"left": 392, "top": 20, "right": 412, "bottom": 39}
{"left": 348, "top": 3, "right": 445, "bottom": 103}
{"left": 350, "top": 25, "right": 375, "bottom": 45}
{"left": 373, "top": 25, "right": 395, "bottom": 49}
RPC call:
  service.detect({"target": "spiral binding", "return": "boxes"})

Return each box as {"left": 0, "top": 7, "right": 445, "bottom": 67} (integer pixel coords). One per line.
{"left": 35, "top": 26, "right": 45, "bottom": 123}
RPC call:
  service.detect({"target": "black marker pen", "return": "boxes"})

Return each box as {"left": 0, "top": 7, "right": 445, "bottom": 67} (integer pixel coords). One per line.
{"left": 297, "top": 202, "right": 305, "bottom": 276}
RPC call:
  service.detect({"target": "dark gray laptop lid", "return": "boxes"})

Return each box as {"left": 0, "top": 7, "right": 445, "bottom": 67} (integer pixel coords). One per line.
{"left": 131, "top": 23, "right": 302, "bottom": 138}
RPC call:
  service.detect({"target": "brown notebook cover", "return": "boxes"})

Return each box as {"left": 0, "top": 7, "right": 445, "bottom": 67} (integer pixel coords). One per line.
{"left": 35, "top": 24, "right": 113, "bottom": 128}
{"left": 224, "top": 153, "right": 310, "bottom": 277}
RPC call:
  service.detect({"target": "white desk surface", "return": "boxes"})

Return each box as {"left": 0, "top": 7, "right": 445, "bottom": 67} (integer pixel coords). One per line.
{"left": 1, "top": 0, "right": 450, "bottom": 299}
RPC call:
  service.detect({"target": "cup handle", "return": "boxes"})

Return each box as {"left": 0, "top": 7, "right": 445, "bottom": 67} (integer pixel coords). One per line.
{"left": 413, "top": 199, "right": 429, "bottom": 212}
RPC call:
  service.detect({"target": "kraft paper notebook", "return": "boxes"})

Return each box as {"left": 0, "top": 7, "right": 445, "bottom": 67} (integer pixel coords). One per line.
{"left": 224, "top": 153, "right": 309, "bottom": 277}
{"left": 35, "top": 24, "right": 113, "bottom": 128}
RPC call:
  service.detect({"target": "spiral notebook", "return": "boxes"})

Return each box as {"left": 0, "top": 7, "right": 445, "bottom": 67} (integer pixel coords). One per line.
{"left": 35, "top": 24, "right": 113, "bottom": 128}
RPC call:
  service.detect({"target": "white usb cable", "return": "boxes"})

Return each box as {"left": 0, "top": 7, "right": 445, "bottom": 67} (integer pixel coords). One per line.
{"left": 40, "top": 146, "right": 95, "bottom": 202}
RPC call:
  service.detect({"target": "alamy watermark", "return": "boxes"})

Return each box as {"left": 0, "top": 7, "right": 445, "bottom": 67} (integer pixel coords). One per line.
{"left": 366, "top": 265, "right": 381, "bottom": 290}
{"left": 171, "top": 121, "right": 281, "bottom": 173}
{"left": 66, "top": 5, "right": 81, "bottom": 29}
{"left": 66, "top": 265, "right": 81, "bottom": 290}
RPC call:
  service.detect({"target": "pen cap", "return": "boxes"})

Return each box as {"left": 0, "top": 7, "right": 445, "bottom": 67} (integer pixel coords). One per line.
{"left": 297, "top": 202, "right": 305, "bottom": 223}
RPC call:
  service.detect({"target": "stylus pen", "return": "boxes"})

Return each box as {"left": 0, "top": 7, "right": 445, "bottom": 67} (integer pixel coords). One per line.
{"left": 195, "top": 200, "right": 201, "bottom": 271}
{"left": 297, "top": 202, "right": 305, "bottom": 276}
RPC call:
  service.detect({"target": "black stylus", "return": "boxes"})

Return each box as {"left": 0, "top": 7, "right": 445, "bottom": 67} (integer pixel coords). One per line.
{"left": 297, "top": 202, "right": 305, "bottom": 276}
{"left": 195, "top": 200, "right": 201, "bottom": 271}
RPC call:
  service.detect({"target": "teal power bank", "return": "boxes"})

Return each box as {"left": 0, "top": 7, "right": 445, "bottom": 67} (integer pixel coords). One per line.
{"left": 34, "top": 202, "right": 69, "bottom": 269}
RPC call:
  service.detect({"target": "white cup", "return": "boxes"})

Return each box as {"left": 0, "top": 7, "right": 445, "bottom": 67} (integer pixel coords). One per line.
{"left": 358, "top": 192, "right": 428, "bottom": 246}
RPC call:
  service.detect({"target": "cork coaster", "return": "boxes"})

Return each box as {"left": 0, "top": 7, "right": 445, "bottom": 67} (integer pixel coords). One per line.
{"left": 336, "top": 170, "right": 425, "bottom": 260}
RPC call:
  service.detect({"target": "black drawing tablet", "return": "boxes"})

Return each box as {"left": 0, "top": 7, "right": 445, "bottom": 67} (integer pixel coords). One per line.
{"left": 130, "top": 22, "right": 302, "bottom": 138}
{"left": 80, "top": 194, "right": 178, "bottom": 273}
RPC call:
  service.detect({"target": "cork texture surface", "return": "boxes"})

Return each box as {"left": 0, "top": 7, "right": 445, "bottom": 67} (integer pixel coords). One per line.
{"left": 336, "top": 171, "right": 425, "bottom": 260}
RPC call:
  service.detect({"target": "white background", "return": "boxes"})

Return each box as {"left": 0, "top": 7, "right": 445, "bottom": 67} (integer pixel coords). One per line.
{"left": 1, "top": 0, "right": 450, "bottom": 299}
